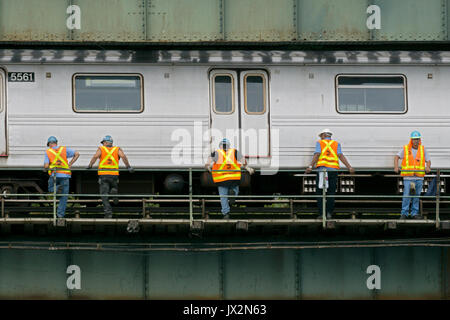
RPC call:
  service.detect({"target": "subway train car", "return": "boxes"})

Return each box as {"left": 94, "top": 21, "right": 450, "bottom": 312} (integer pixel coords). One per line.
{"left": 0, "top": 49, "right": 448, "bottom": 198}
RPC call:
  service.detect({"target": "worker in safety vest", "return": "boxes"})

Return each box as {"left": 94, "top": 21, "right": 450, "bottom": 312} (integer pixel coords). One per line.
{"left": 205, "top": 138, "right": 254, "bottom": 219}
{"left": 43, "top": 136, "right": 80, "bottom": 218}
{"left": 394, "top": 131, "right": 431, "bottom": 220}
{"left": 87, "top": 135, "right": 133, "bottom": 218}
{"left": 305, "top": 129, "right": 354, "bottom": 219}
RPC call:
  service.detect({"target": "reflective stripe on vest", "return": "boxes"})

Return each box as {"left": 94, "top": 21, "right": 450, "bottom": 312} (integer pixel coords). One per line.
{"left": 212, "top": 148, "right": 241, "bottom": 183}
{"left": 46, "top": 146, "right": 71, "bottom": 175}
{"left": 401, "top": 144, "right": 425, "bottom": 177}
{"left": 98, "top": 146, "right": 119, "bottom": 176}
{"left": 317, "top": 140, "right": 339, "bottom": 169}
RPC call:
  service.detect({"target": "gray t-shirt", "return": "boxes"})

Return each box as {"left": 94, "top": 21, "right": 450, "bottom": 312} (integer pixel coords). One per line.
{"left": 397, "top": 146, "right": 430, "bottom": 180}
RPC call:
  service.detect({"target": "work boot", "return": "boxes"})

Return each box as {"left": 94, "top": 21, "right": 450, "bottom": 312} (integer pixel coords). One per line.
{"left": 413, "top": 214, "right": 423, "bottom": 220}
{"left": 400, "top": 214, "right": 407, "bottom": 220}
{"left": 104, "top": 212, "right": 112, "bottom": 219}
{"left": 326, "top": 212, "right": 332, "bottom": 219}
{"left": 228, "top": 189, "right": 236, "bottom": 206}
{"left": 223, "top": 214, "right": 230, "bottom": 220}
{"left": 111, "top": 188, "right": 119, "bottom": 205}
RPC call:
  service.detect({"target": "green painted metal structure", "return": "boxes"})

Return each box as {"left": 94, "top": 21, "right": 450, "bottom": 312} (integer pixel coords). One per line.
{"left": 0, "top": 0, "right": 449, "bottom": 43}
{"left": 0, "top": 244, "right": 448, "bottom": 299}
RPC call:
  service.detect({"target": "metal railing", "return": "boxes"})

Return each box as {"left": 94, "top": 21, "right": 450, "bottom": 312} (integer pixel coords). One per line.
{"left": 0, "top": 167, "right": 448, "bottom": 229}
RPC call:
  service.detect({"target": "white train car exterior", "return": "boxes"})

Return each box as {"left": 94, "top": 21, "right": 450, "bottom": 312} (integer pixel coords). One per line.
{"left": 0, "top": 50, "right": 449, "bottom": 174}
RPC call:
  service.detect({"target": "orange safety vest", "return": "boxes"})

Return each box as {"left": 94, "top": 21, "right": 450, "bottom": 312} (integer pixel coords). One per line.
{"left": 98, "top": 146, "right": 120, "bottom": 176}
{"left": 212, "top": 148, "right": 241, "bottom": 183}
{"left": 317, "top": 140, "right": 339, "bottom": 169}
{"left": 401, "top": 142, "right": 425, "bottom": 177}
{"left": 46, "top": 146, "right": 71, "bottom": 175}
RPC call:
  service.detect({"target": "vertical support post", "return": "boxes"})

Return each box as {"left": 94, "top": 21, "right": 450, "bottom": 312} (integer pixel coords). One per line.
{"left": 219, "top": 0, "right": 225, "bottom": 40}
{"left": 142, "top": 198, "right": 146, "bottom": 218}
{"left": 292, "top": 0, "right": 298, "bottom": 40}
{"left": 189, "top": 168, "right": 193, "bottom": 227}
{"left": 319, "top": 170, "right": 328, "bottom": 228}
{"left": 143, "top": 254, "right": 149, "bottom": 300}
{"left": 143, "top": 0, "right": 148, "bottom": 41}
{"left": 53, "top": 169, "right": 57, "bottom": 226}
{"left": 219, "top": 251, "right": 225, "bottom": 300}
{"left": 322, "top": 186, "right": 326, "bottom": 228}
{"left": 66, "top": 250, "right": 73, "bottom": 299}
{"left": 290, "top": 198, "right": 294, "bottom": 219}
{"left": 436, "top": 169, "right": 441, "bottom": 229}
{"left": 202, "top": 198, "right": 206, "bottom": 219}
{"left": 295, "top": 250, "right": 301, "bottom": 300}
{"left": 1, "top": 193, "right": 4, "bottom": 218}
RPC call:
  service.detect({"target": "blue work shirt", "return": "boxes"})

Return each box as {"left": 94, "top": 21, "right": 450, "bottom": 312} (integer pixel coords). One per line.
{"left": 314, "top": 137, "right": 342, "bottom": 171}
{"left": 44, "top": 146, "right": 76, "bottom": 178}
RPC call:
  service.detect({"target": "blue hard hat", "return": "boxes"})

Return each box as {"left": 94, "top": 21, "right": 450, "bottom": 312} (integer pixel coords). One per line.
{"left": 410, "top": 131, "right": 422, "bottom": 139}
{"left": 47, "top": 136, "right": 58, "bottom": 146}
{"left": 101, "top": 135, "right": 113, "bottom": 144}
{"left": 220, "top": 138, "right": 230, "bottom": 147}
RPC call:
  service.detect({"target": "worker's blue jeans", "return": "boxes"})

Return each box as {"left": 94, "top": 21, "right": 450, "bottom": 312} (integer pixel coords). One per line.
{"left": 401, "top": 178, "right": 423, "bottom": 216}
{"left": 218, "top": 185, "right": 239, "bottom": 215}
{"left": 48, "top": 177, "right": 70, "bottom": 218}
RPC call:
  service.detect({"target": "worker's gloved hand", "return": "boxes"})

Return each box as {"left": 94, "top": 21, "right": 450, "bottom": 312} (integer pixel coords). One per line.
{"left": 205, "top": 165, "right": 212, "bottom": 173}
{"left": 245, "top": 166, "right": 255, "bottom": 175}
{"left": 128, "top": 167, "right": 134, "bottom": 173}
{"left": 42, "top": 168, "right": 48, "bottom": 173}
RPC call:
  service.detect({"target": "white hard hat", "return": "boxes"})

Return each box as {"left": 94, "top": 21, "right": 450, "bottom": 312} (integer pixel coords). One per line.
{"left": 318, "top": 128, "right": 333, "bottom": 137}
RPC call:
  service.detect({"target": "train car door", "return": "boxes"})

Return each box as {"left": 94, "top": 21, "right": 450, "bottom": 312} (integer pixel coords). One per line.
{"left": 209, "top": 69, "right": 270, "bottom": 160}
{"left": 0, "top": 69, "right": 6, "bottom": 156}
{"left": 239, "top": 70, "right": 270, "bottom": 159}
{"left": 209, "top": 70, "right": 240, "bottom": 150}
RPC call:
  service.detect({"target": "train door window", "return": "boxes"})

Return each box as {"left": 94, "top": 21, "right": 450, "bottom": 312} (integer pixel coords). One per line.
{"left": 212, "top": 74, "right": 234, "bottom": 114}
{"left": 73, "top": 74, "right": 143, "bottom": 112}
{"left": 336, "top": 75, "right": 406, "bottom": 113}
{"left": 0, "top": 73, "right": 3, "bottom": 112}
{"left": 244, "top": 74, "right": 266, "bottom": 114}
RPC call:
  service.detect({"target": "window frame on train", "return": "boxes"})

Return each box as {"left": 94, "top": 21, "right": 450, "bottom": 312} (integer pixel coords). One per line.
{"left": 335, "top": 74, "right": 408, "bottom": 114}
{"left": 0, "top": 72, "right": 3, "bottom": 113}
{"left": 243, "top": 73, "right": 267, "bottom": 115}
{"left": 72, "top": 73, "right": 144, "bottom": 113}
{"left": 211, "top": 73, "right": 236, "bottom": 115}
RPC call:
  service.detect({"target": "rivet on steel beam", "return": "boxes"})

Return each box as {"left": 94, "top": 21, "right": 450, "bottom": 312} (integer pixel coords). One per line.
{"left": 326, "top": 220, "right": 335, "bottom": 229}
{"left": 190, "top": 220, "right": 204, "bottom": 232}
{"left": 56, "top": 218, "right": 66, "bottom": 227}
{"left": 441, "top": 221, "right": 450, "bottom": 230}
{"left": 127, "top": 220, "right": 140, "bottom": 233}
{"left": 236, "top": 221, "right": 248, "bottom": 231}
{"left": 387, "top": 221, "right": 397, "bottom": 229}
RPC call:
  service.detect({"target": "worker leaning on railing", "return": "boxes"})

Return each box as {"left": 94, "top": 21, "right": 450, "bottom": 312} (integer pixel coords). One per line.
{"left": 394, "top": 131, "right": 431, "bottom": 220}
{"left": 305, "top": 128, "right": 355, "bottom": 219}
{"left": 43, "top": 136, "right": 80, "bottom": 218}
{"left": 205, "top": 138, "right": 255, "bottom": 219}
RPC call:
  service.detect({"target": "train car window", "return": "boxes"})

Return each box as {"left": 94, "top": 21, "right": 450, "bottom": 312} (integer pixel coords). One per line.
{"left": 213, "top": 74, "right": 234, "bottom": 114}
{"left": 336, "top": 75, "right": 406, "bottom": 113}
{"left": 244, "top": 74, "right": 266, "bottom": 114}
{"left": 73, "top": 74, "right": 143, "bottom": 112}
